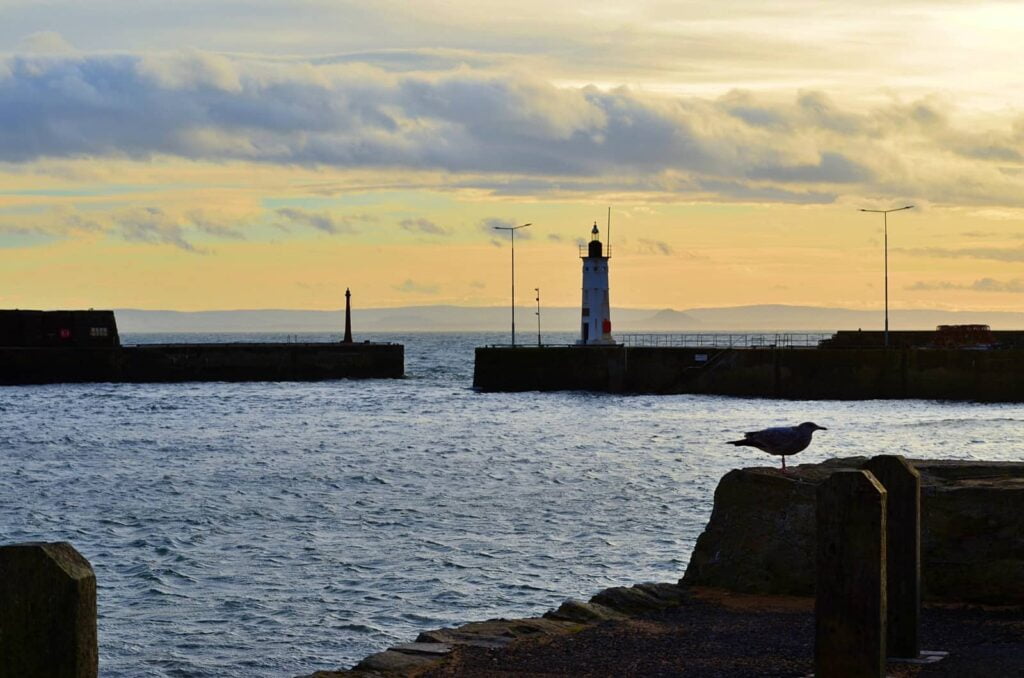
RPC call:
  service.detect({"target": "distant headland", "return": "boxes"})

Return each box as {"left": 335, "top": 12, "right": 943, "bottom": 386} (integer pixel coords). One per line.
{"left": 112, "top": 304, "right": 1024, "bottom": 333}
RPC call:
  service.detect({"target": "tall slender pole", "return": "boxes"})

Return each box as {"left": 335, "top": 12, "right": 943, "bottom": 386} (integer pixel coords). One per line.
{"left": 343, "top": 288, "right": 353, "bottom": 344}
{"left": 493, "top": 223, "right": 532, "bottom": 346}
{"left": 511, "top": 228, "right": 516, "bottom": 346}
{"left": 607, "top": 206, "right": 612, "bottom": 256}
{"left": 884, "top": 211, "right": 889, "bottom": 348}
{"left": 535, "top": 287, "right": 541, "bottom": 347}
{"left": 859, "top": 205, "right": 913, "bottom": 349}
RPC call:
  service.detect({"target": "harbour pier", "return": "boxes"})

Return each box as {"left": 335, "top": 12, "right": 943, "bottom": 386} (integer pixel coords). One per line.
{"left": 474, "top": 330, "right": 1024, "bottom": 401}
{"left": 0, "top": 308, "right": 404, "bottom": 385}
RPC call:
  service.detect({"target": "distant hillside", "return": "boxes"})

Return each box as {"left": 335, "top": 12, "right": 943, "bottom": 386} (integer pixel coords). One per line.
{"left": 116, "top": 306, "right": 663, "bottom": 332}
{"left": 113, "top": 305, "right": 1024, "bottom": 333}
{"left": 645, "top": 308, "right": 701, "bottom": 329}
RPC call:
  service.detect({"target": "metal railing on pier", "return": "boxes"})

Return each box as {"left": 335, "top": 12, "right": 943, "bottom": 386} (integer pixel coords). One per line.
{"left": 618, "top": 333, "right": 831, "bottom": 348}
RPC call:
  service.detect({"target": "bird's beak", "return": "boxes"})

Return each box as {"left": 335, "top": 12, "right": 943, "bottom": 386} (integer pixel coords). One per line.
{"left": 817, "top": 425, "right": 828, "bottom": 431}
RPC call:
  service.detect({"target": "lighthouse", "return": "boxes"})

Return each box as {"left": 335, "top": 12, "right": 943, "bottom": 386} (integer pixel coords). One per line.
{"left": 578, "top": 222, "right": 614, "bottom": 345}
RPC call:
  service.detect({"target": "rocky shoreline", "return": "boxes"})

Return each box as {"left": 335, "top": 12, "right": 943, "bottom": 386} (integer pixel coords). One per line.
{"left": 297, "top": 581, "right": 690, "bottom": 677}
{"left": 299, "top": 458, "right": 1024, "bottom": 676}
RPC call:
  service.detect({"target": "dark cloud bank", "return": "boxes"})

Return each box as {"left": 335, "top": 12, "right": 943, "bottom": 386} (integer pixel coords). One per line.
{"left": 1, "top": 51, "right": 1023, "bottom": 204}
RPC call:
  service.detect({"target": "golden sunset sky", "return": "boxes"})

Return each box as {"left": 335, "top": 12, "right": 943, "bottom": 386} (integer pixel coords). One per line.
{"left": 3, "top": 1, "right": 1024, "bottom": 312}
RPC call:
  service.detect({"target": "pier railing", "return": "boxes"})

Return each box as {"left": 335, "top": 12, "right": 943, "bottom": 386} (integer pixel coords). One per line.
{"left": 617, "top": 333, "right": 831, "bottom": 348}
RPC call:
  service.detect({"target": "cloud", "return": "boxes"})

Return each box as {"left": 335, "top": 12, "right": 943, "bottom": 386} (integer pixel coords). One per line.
{"left": 136, "top": 49, "right": 242, "bottom": 93}
{"left": 746, "top": 151, "right": 870, "bottom": 184}
{"left": 188, "top": 211, "right": 247, "bottom": 240}
{"left": 46, "top": 208, "right": 103, "bottom": 235}
{"left": 694, "top": 179, "right": 837, "bottom": 204}
{"left": 480, "top": 217, "right": 532, "bottom": 240}
{"left": 0, "top": 223, "right": 58, "bottom": 248}
{"left": 972, "top": 278, "right": 1024, "bottom": 293}
{"left": 1, "top": 49, "right": 1024, "bottom": 205}
{"left": 113, "top": 206, "right": 202, "bottom": 252}
{"left": 0, "top": 204, "right": 259, "bottom": 251}
{"left": 399, "top": 217, "right": 448, "bottom": 235}
{"left": 17, "top": 31, "right": 77, "bottom": 54}
{"left": 274, "top": 207, "right": 372, "bottom": 234}
{"left": 313, "top": 48, "right": 503, "bottom": 73}
{"left": 393, "top": 278, "right": 439, "bottom": 294}
{"left": 0, "top": 224, "right": 46, "bottom": 237}
{"left": 908, "top": 278, "right": 1024, "bottom": 293}
{"left": 636, "top": 238, "right": 674, "bottom": 256}
{"left": 906, "top": 280, "right": 959, "bottom": 291}
{"left": 960, "top": 230, "right": 1024, "bottom": 239}
{"left": 898, "top": 245, "right": 1024, "bottom": 262}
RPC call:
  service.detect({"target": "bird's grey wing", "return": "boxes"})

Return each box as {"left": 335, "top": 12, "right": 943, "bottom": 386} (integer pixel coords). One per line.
{"left": 745, "top": 427, "right": 799, "bottom": 451}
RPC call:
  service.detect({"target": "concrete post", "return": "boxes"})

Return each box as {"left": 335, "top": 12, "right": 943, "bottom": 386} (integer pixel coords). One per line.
{"left": 815, "top": 470, "right": 887, "bottom": 678}
{"left": 0, "top": 542, "right": 98, "bottom": 678}
{"left": 864, "top": 455, "right": 921, "bottom": 659}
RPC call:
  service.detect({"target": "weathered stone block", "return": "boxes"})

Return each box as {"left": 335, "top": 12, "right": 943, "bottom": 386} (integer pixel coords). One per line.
{"left": 814, "top": 470, "right": 887, "bottom": 678}
{"left": 0, "top": 542, "right": 97, "bottom": 678}
{"left": 683, "top": 466, "right": 818, "bottom": 595}
{"left": 864, "top": 455, "right": 921, "bottom": 659}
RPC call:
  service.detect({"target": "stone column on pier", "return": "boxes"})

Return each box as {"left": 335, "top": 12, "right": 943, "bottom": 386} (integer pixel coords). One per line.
{"left": 863, "top": 455, "right": 921, "bottom": 659}
{"left": 343, "top": 288, "right": 353, "bottom": 344}
{"left": 0, "top": 542, "right": 98, "bottom": 678}
{"left": 815, "top": 470, "right": 887, "bottom": 678}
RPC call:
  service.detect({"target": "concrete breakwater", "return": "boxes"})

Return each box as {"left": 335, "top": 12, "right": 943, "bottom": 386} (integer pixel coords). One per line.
{"left": 474, "top": 345, "right": 1024, "bottom": 401}
{"left": 0, "top": 342, "right": 404, "bottom": 384}
{"left": 684, "top": 457, "right": 1024, "bottom": 605}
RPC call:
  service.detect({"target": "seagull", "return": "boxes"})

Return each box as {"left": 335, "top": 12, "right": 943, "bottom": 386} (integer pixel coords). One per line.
{"left": 727, "top": 422, "right": 827, "bottom": 472}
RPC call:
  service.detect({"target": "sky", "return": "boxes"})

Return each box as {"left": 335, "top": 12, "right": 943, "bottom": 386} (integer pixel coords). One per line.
{"left": 3, "top": 1, "right": 1024, "bottom": 313}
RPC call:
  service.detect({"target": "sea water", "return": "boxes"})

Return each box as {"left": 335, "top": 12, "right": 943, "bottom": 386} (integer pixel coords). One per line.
{"left": 1, "top": 331, "right": 1022, "bottom": 677}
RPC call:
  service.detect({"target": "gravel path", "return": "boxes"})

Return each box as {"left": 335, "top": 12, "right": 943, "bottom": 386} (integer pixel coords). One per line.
{"left": 422, "top": 589, "right": 1024, "bottom": 678}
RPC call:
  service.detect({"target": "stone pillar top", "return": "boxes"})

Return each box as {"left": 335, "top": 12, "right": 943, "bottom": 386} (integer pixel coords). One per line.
{"left": 0, "top": 541, "right": 98, "bottom": 678}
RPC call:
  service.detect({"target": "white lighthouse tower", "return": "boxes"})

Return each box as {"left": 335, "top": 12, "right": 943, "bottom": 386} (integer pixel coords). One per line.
{"left": 578, "top": 222, "right": 614, "bottom": 345}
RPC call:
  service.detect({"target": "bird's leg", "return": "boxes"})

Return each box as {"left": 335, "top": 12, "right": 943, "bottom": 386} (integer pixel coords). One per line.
{"left": 781, "top": 455, "right": 787, "bottom": 473}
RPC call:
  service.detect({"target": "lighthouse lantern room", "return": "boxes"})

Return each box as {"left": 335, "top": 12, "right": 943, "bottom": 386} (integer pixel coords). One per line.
{"left": 578, "top": 222, "right": 614, "bottom": 345}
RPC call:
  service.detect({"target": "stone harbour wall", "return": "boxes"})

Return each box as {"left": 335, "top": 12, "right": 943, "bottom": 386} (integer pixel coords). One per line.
{"left": 0, "top": 342, "right": 403, "bottom": 384}
{"left": 473, "top": 345, "right": 1024, "bottom": 401}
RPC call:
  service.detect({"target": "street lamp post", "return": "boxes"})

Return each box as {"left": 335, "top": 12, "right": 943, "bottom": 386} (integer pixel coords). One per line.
{"left": 535, "top": 287, "right": 541, "bottom": 347}
{"left": 493, "top": 222, "right": 531, "bottom": 346}
{"left": 859, "top": 205, "right": 914, "bottom": 348}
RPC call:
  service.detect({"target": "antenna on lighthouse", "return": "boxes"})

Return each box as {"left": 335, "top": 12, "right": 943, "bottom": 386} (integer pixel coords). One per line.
{"left": 607, "top": 207, "right": 612, "bottom": 257}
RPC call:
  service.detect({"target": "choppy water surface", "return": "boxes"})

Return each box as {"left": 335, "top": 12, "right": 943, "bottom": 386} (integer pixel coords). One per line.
{"left": 1, "top": 331, "right": 1022, "bottom": 676}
